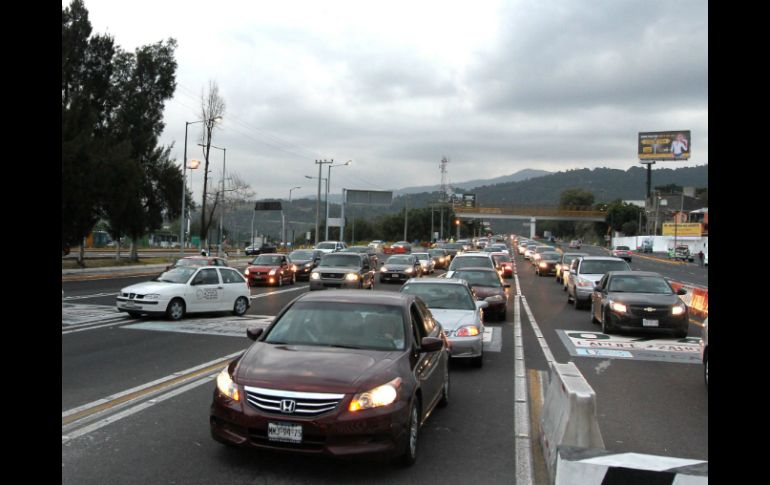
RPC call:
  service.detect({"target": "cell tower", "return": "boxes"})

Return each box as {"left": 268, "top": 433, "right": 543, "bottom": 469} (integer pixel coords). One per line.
{"left": 439, "top": 156, "right": 449, "bottom": 202}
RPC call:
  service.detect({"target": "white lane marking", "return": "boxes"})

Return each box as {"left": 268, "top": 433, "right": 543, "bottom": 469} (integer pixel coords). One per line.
{"left": 513, "top": 294, "right": 533, "bottom": 484}
{"left": 249, "top": 285, "right": 307, "bottom": 299}
{"left": 520, "top": 296, "right": 555, "bottom": 365}
{"left": 62, "top": 351, "right": 244, "bottom": 419}
{"left": 62, "top": 319, "right": 134, "bottom": 335}
{"left": 63, "top": 292, "right": 118, "bottom": 301}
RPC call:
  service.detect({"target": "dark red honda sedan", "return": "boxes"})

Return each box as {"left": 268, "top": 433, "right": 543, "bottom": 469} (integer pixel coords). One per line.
{"left": 210, "top": 290, "right": 450, "bottom": 466}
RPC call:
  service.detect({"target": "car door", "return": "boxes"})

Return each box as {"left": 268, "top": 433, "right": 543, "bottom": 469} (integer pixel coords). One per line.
{"left": 187, "top": 268, "right": 223, "bottom": 312}
{"left": 218, "top": 268, "right": 247, "bottom": 310}
{"left": 410, "top": 301, "right": 443, "bottom": 406}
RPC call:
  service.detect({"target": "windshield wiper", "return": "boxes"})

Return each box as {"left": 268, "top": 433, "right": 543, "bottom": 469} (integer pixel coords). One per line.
{"left": 328, "top": 344, "right": 363, "bottom": 350}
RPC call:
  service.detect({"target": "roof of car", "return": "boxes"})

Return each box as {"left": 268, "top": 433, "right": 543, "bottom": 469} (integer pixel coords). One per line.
{"left": 297, "top": 290, "right": 414, "bottom": 306}
{"left": 451, "top": 266, "right": 498, "bottom": 272}
{"left": 404, "top": 277, "right": 469, "bottom": 285}
{"left": 607, "top": 271, "right": 662, "bottom": 278}
{"left": 578, "top": 256, "right": 626, "bottom": 261}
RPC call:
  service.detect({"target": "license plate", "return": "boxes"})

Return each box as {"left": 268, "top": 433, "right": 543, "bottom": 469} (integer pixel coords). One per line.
{"left": 643, "top": 319, "right": 659, "bottom": 327}
{"left": 123, "top": 301, "right": 139, "bottom": 308}
{"left": 267, "top": 422, "right": 302, "bottom": 443}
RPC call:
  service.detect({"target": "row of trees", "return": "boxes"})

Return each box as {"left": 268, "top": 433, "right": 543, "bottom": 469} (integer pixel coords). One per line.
{"left": 62, "top": 0, "right": 181, "bottom": 263}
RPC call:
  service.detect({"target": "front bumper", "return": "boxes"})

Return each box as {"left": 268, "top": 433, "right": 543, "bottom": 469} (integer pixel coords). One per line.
{"left": 116, "top": 297, "right": 167, "bottom": 315}
{"left": 605, "top": 310, "right": 689, "bottom": 335}
{"left": 379, "top": 272, "right": 415, "bottom": 283}
{"left": 309, "top": 277, "right": 362, "bottom": 290}
{"left": 210, "top": 391, "right": 410, "bottom": 460}
{"left": 446, "top": 335, "right": 483, "bottom": 358}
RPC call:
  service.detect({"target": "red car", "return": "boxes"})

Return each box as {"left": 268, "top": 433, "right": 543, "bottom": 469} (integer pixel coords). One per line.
{"left": 244, "top": 253, "right": 296, "bottom": 286}
{"left": 490, "top": 252, "right": 514, "bottom": 278}
{"left": 166, "top": 256, "right": 229, "bottom": 271}
{"left": 210, "top": 291, "right": 449, "bottom": 465}
{"left": 391, "top": 241, "right": 412, "bottom": 254}
{"left": 610, "top": 246, "right": 633, "bottom": 262}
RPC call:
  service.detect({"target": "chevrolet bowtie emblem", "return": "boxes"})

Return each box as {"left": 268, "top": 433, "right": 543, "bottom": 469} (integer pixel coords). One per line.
{"left": 644, "top": 307, "right": 655, "bottom": 312}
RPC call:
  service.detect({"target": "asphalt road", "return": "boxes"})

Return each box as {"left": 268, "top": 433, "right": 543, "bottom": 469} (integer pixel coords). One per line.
{"left": 62, "top": 248, "right": 708, "bottom": 483}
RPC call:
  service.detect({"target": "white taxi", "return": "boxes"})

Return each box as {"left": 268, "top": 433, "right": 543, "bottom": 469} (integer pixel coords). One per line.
{"left": 116, "top": 266, "right": 251, "bottom": 320}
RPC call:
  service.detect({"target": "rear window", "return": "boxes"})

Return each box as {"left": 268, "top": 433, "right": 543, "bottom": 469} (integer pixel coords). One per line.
{"left": 319, "top": 254, "right": 361, "bottom": 268}
{"left": 580, "top": 260, "right": 630, "bottom": 274}
{"left": 615, "top": 246, "right": 630, "bottom": 251}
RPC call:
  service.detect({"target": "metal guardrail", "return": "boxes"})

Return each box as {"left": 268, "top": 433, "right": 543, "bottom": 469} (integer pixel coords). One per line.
{"left": 455, "top": 206, "right": 607, "bottom": 219}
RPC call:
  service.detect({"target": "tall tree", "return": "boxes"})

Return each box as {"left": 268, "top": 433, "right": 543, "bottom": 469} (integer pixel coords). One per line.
{"left": 199, "top": 80, "right": 226, "bottom": 249}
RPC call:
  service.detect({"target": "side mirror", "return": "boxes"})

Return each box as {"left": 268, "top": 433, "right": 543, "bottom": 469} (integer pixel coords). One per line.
{"left": 593, "top": 285, "right": 602, "bottom": 292}
{"left": 475, "top": 300, "right": 489, "bottom": 309}
{"left": 570, "top": 269, "right": 577, "bottom": 274}
{"left": 246, "top": 327, "right": 263, "bottom": 341}
{"left": 677, "top": 288, "right": 687, "bottom": 295}
{"left": 420, "top": 337, "right": 443, "bottom": 352}
{"left": 504, "top": 283, "right": 511, "bottom": 288}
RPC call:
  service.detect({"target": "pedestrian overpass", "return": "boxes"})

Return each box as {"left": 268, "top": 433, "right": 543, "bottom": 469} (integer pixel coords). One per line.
{"left": 454, "top": 206, "right": 607, "bottom": 239}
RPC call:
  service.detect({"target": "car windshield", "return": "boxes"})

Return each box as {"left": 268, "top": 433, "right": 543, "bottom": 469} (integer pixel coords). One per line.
{"left": 252, "top": 255, "right": 282, "bottom": 265}
{"left": 580, "top": 260, "right": 630, "bottom": 274}
{"left": 609, "top": 275, "right": 673, "bottom": 294}
{"left": 414, "top": 253, "right": 429, "bottom": 261}
{"left": 387, "top": 256, "right": 413, "bottom": 265}
{"left": 264, "top": 302, "right": 406, "bottom": 350}
{"left": 429, "top": 250, "right": 445, "bottom": 257}
{"left": 444, "top": 243, "right": 463, "bottom": 250}
{"left": 319, "top": 254, "right": 361, "bottom": 268}
{"left": 289, "top": 250, "right": 314, "bottom": 260}
{"left": 492, "top": 254, "right": 511, "bottom": 263}
{"left": 453, "top": 270, "right": 502, "bottom": 287}
{"left": 562, "top": 253, "right": 587, "bottom": 264}
{"left": 315, "top": 243, "right": 337, "bottom": 250}
{"left": 540, "top": 252, "right": 561, "bottom": 261}
{"left": 175, "top": 258, "right": 207, "bottom": 266}
{"left": 615, "top": 246, "right": 630, "bottom": 251}
{"left": 152, "top": 267, "right": 197, "bottom": 284}
{"left": 401, "top": 283, "right": 475, "bottom": 310}
{"left": 343, "top": 247, "right": 369, "bottom": 253}
{"left": 452, "top": 256, "right": 493, "bottom": 269}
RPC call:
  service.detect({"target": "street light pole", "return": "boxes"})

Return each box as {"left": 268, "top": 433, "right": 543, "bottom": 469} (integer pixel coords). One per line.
{"left": 179, "top": 119, "right": 211, "bottom": 256}
{"left": 204, "top": 145, "right": 226, "bottom": 256}
{"left": 314, "top": 160, "right": 332, "bottom": 245}
{"left": 286, "top": 186, "right": 301, "bottom": 247}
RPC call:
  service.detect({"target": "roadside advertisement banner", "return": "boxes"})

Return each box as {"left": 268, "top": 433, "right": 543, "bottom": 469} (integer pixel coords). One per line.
{"left": 662, "top": 223, "right": 702, "bottom": 236}
{"left": 638, "top": 131, "right": 691, "bottom": 160}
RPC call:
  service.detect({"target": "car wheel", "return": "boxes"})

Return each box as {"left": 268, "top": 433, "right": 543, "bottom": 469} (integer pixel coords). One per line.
{"left": 601, "top": 310, "right": 613, "bottom": 334}
{"left": 674, "top": 329, "right": 688, "bottom": 339}
{"left": 498, "top": 308, "right": 507, "bottom": 321}
{"left": 704, "top": 352, "right": 708, "bottom": 388}
{"left": 291, "top": 273, "right": 296, "bottom": 285}
{"left": 278, "top": 274, "right": 283, "bottom": 287}
{"left": 232, "top": 296, "right": 249, "bottom": 316}
{"left": 398, "top": 399, "right": 421, "bottom": 467}
{"left": 590, "top": 302, "right": 599, "bottom": 324}
{"left": 166, "top": 298, "right": 185, "bottom": 321}
{"left": 127, "top": 311, "right": 142, "bottom": 318}
{"left": 438, "top": 364, "right": 450, "bottom": 408}
{"left": 471, "top": 351, "right": 483, "bottom": 368}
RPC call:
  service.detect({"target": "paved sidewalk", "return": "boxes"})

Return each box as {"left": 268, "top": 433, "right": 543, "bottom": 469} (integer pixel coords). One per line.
{"left": 62, "top": 257, "right": 253, "bottom": 277}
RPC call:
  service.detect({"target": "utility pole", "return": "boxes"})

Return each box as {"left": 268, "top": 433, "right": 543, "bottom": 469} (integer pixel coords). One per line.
{"left": 314, "top": 159, "right": 332, "bottom": 245}
{"left": 403, "top": 195, "right": 408, "bottom": 241}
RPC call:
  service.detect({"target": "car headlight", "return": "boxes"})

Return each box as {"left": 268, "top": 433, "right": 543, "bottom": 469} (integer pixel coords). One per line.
{"left": 345, "top": 273, "right": 359, "bottom": 281}
{"left": 143, "top": 293, "right": 161, "bottom": 300}
{"left": 244, "top": 268, "right": 250, "bottom": 275}
{"left": 216, "top": 366, "right": 240, "bottom": 401}
{"left": 672, "top": 303, "right": 687, "bottom": 316}
{"left": 404, "top": 268, "right": 413, "bottom": 274}
{"left": 456, "top": 325, "right": 481, "bottom": 337}
{"left": 380, "top": 266, "right": 388, "bottom": 272}
{"left": 539, "top": 262, "right": 547, "bottom": 268}
{"left": 349, "top": 378, "right": 401, "bottom": 412}
{"left": 304, "top": 262, "right": 313, "bottom": 268}
{"left": 269, "top": 269, "right": 277, "bottom": 275}
{"left": 610, "top": 301, "right": 627, "bottom": 313}
{"left": 291, "top": 265, "right": 297, "bottom": 271}
{"left": 311, "top": 272, "right": 321, "bottom": 280}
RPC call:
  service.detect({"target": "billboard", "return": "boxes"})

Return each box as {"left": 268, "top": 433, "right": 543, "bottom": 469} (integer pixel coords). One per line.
{"left": 462, "top": 193, "right": 476, "bottom": 208}
{"left": 345, "top": 189, "right": 393, "bottom": 206}
{"left": 254, "top": 201, "right": 282, "bottom": 211}
{"left": 638, "top": 131, "right": 691, "bottom": 160}
{"left": 662, "top": 223, "right": 702, "bottom": 237}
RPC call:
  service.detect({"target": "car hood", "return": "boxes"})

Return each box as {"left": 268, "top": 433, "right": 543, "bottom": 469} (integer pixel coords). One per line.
{"left": 247, "top": 264, "right": 280, "bottom": 271}
{"left": 608, "top": 292, "right": 681, "bottom": 307}
{"left": 121, "top": 281, "right": 179, "bottom": 294}
{"left": 235, "top": 343, "right": 401, "bottom": 394}
{"left": 314, "top": 266, "right": 361, "bottom": 273}
{"left": 471, "top": 286, "right": 506, "bottom": 298}
{"left": 383, "top": 264, "right": 412, "bottom": 270}
{"left": 578, "top": 274, "right": 606, "bottom": 284}
{"left": 429, "top": 309, "right": 478, "bottom": 331}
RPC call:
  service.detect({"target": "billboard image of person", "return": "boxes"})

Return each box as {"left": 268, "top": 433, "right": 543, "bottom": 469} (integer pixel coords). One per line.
{"left": 670, "top": 133, "right": 689, "bottom": 159}
{"left": 638, "top": 130, "right": 691, "bottom": 160}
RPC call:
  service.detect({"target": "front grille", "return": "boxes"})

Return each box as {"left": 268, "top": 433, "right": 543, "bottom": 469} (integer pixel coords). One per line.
{"left": 628, "top": 305, "right": 670, "bottom": 319}
{"left": 244, "top": 386, "right": 345, "bottom": 417}
{"left": 321, "top": 273, "right": 344, "bottom": 279}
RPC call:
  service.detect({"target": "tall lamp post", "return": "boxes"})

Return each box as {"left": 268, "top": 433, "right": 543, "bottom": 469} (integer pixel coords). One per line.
{"left": 179, "top": 117, "right": 219, "bottom": 256}
{"left": 307, "top": 169, "right": 329, "bottom": 245}
{"left": 285, "top": 186, "right": 301, "bottom": 247}
{"left": 326, "top": 160, "right": 352, "bottom": 240}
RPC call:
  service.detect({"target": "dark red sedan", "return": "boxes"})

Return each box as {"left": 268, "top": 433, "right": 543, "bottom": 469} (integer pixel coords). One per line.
{"left": 244, "top": 253, "right": 296, "bottom": 286}
{"left": 210, "top": 291, "right": 450, "bottom": 466}
{"left": 448, "top": 267, "right": 510, "bottom": 321}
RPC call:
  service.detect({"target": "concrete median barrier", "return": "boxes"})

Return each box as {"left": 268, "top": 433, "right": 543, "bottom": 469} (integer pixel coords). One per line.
{"left": 554, "top": 445, "right": 707, "bottom": 485}
{"left": 540, "top": 361, "right": 604, "bottom": 482}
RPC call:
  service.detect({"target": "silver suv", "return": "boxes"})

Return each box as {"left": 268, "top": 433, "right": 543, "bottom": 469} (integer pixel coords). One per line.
{"left": 566, "top": 256, "right": 631, "bottom": 309}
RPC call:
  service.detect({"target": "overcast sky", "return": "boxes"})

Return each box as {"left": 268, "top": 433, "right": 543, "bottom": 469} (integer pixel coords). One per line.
{"left": 74, "top": 0, "right": 708, "bottom": 201}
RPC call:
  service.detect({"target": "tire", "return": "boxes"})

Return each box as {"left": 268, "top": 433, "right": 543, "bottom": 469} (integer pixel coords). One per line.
{"left": 278, "top": 274, "right": 283, "bottom": 287}
{"left": 127, "top": 311, "right": 142, "bottom": 318}
{"left": 232, "top": 296, "right": 249, "bottom": 316}
{"left": 471, "top": 352, "right": 483, "bottom": 368}
{"left": 498, "top": 308, "right": 507, "bottom": 321}
{"left": 291, "top": 273, "right": 296, "bottom": 285}
{"left": 398, "top": 399, "right": 421, "bottom": 467}
{"left": 166, "top": 298, "right": 185, "bottom": 321}
{"left": 674, "top": 329, "right": 688, "bottom": 339}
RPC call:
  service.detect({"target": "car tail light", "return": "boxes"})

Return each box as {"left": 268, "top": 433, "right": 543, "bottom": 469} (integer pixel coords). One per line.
{"left": 456, "top": 326, "right": 480, "bottom": 337}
